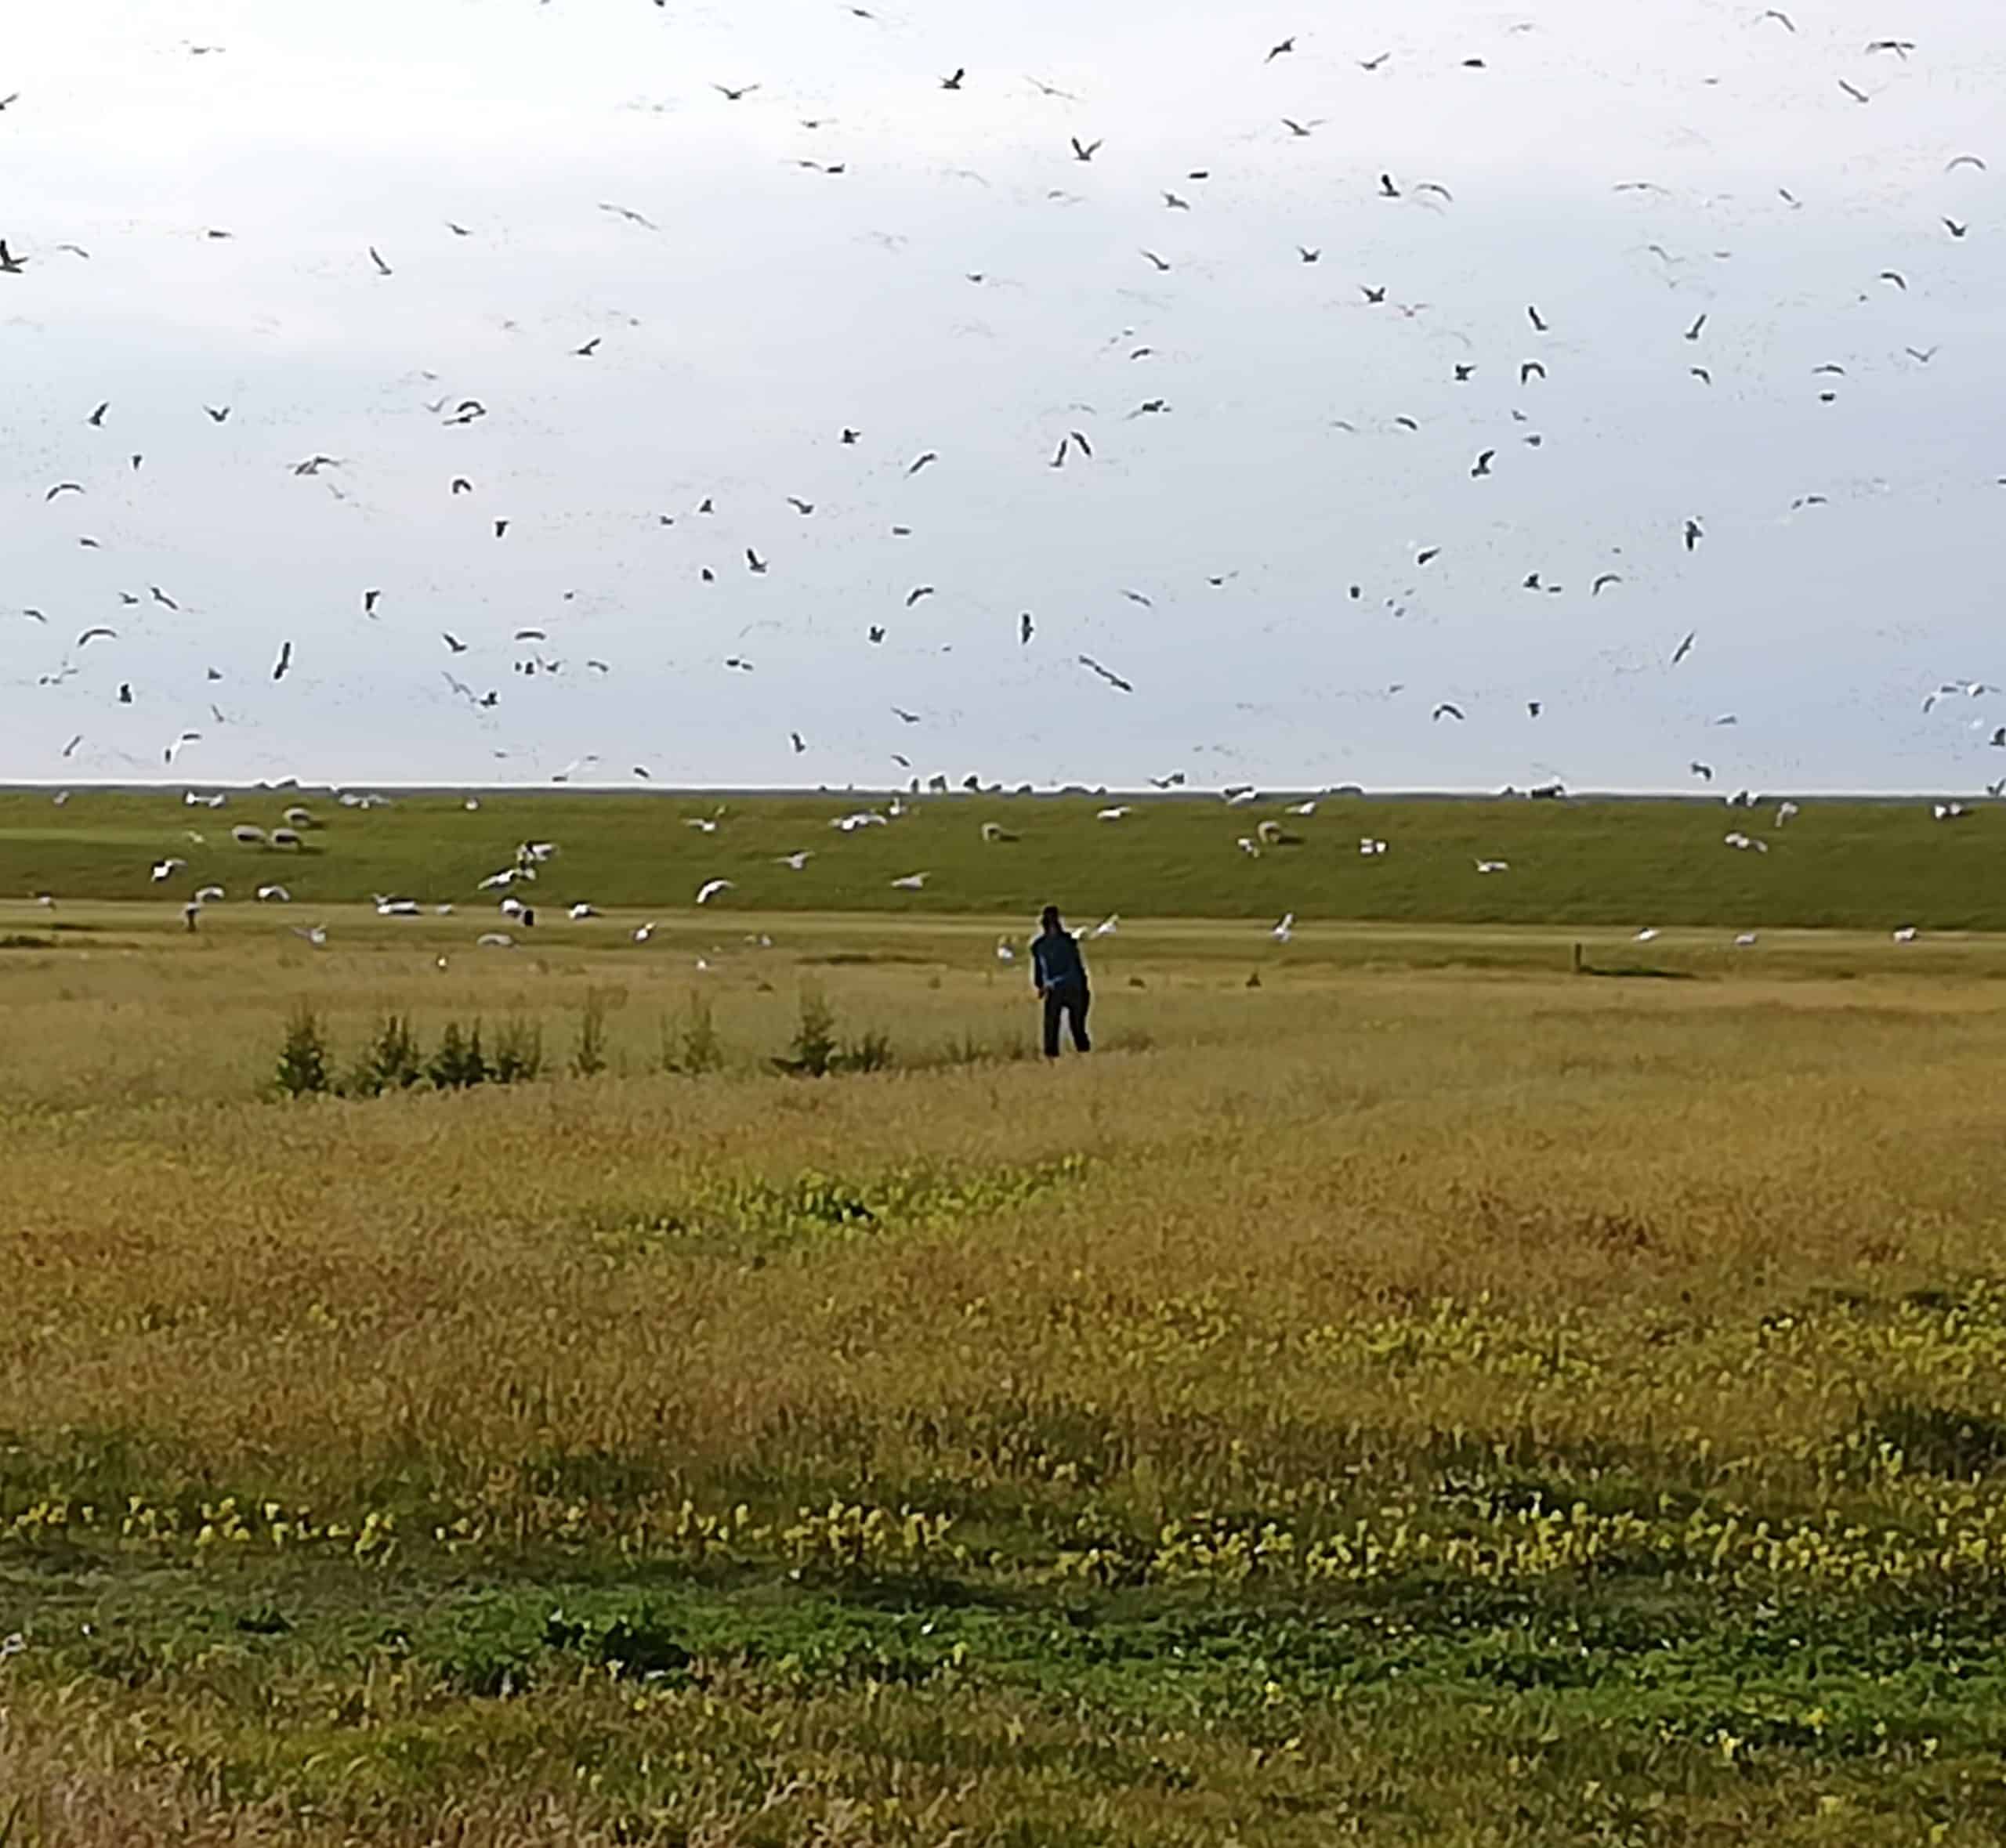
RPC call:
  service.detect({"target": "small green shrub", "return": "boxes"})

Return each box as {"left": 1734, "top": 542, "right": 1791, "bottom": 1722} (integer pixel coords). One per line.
{"left": 777, "top": 983, "right": 839, "bottom": 1077}
{"left": 275, "top": 1004, "right": 331, "bottom": 1098}
{"left": 492, "top": 1015, "right": 545, "bottom": 1086}
{"left": 348, "top": 1011, "right": 422, "bottom": 1097}
{"left": 773, "top": 989, "right": 896, "bottom": 1076}
{"left": 664, "top": 989, "right": 725, "bottom": 1075}
{"left": 572, "top": 991, "right": 611, "bottom": 1078}
{"left": 429, "top": 1018, "right": 491, "bottom": 1090}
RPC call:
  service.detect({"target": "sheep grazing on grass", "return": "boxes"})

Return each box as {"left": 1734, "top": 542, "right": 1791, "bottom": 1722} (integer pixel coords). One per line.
{"left": 230, "top": 824, "right": 266, "bottom": 847}
{"left": 282, "top": 805, "right": 317, "bottom": 830}
{"left": 270, "top": 828, "right": 304, "bottom": 849}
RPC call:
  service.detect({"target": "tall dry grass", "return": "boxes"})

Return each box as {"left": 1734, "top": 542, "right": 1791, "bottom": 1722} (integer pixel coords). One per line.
{"left": 8, "top": 915, "right": 2006, "bottom": 1840}
{"left": 2, "top": 926, "right": 2001, "bottom": 1518}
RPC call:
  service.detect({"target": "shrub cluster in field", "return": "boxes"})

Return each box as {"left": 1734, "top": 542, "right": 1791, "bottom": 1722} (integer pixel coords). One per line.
{"left": 277, "top": 1004, "right": 552, "bottom": 1096}
{"left": 275, "top": 983, "right": 916, "bottom": 1098}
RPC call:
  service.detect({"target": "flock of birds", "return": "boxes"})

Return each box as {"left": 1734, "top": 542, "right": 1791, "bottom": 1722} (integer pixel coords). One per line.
{"left": 21, "top": 773, "right": 1964, "bottom": 960}
{"left": 4, "top": 9, "right": 2003, "bottom": 884}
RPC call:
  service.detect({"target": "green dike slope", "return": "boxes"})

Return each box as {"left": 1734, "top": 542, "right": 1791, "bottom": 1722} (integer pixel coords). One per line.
{"left": 0, "top": 788, "right": 1998, "bottom": 928}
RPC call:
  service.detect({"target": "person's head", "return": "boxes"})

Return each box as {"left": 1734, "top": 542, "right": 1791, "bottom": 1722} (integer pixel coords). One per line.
{"left": 1039, "top": 904, "right": 1062, "bottom": 933}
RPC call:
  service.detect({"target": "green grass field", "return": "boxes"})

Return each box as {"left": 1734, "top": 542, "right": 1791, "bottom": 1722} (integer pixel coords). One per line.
{"left": 6, "top": 896, "right": 2006, "bottom": 1842}
{"left": 2, "top": 785, "right": 2001, "bottom": 929}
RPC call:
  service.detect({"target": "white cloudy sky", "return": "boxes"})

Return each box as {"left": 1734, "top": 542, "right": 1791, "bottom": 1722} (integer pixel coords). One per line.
{"left": 3, "top": 0, "right": 2003, "bottom": 791}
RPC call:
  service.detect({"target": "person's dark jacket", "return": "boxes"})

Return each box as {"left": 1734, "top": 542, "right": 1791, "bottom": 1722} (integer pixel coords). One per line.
{"left": 1032, "top": 928, "right": 1088, "bottom": 993}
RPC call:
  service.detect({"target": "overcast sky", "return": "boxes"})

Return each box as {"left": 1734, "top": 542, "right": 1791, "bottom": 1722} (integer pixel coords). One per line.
{"left": 4, "top": 0, "right": 2003, "bottom": 792}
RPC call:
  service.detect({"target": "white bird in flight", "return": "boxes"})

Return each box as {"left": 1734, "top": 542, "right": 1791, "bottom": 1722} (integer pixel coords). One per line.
{"left": 1271, "top": 912, "right": 1294, "bottom": 942}
{"left": 695, "top": 879, "right": 734, "bottom": 905}
{"left": 890, "top": 873, "right": 929, "bottom": 890}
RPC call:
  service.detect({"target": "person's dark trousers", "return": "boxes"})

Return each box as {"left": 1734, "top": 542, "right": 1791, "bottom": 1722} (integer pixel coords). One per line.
{"left": 1042, "top": 982, "right": 1091, "bottom": 1057}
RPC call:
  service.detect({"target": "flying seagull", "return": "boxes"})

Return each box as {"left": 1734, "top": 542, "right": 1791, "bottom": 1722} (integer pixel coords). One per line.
{"left": 1079, "top": 654, "right": 1133, "bottom": 692}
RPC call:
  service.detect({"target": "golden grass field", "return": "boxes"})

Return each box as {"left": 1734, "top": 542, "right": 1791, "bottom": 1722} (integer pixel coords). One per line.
{"left": 6, "top": 901, "right": 2006, "bottom": 1843}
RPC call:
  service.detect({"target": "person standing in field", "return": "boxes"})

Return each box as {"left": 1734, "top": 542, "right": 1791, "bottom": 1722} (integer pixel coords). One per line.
{"left": 1031, "top": 904, "right": 1092, "bottom": 1058}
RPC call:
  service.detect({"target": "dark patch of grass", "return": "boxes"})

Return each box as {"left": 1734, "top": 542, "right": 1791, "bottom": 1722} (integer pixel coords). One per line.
{"left": 1863, "top": 1402, "right": 2006, "bottom": 1478}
